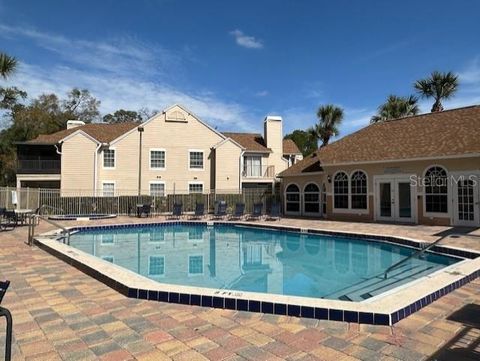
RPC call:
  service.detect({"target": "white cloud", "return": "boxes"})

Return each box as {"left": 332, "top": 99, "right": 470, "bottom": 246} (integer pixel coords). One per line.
{"left": 229, "top": 29, "right": 263, "bottom": 49}
{"left": 1, "top": 24, "right": 254, "bottom": 130}
{"left": 255, "top": 90, "right": 269, "bottom": 97}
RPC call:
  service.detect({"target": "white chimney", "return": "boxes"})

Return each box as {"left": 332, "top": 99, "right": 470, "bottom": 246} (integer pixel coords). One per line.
{"left": 67, "top": 120, "right": 85, "bottom": 129}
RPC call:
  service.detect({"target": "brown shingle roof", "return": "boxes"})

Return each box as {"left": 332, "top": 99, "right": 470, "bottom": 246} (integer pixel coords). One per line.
{"left": 283, "top": 138, "right": 301, "bottom": 154}
{"left": 222, "top": 132, "right": 302, "bottom": 154}
{"left": 280, "top": 105, "right": 480, "bottom": 177}
{"left": 26, "top": 122, "right": 140, "bottom": 145}
{"left": 222, "top": 132, "right": 271, "bottom": 152}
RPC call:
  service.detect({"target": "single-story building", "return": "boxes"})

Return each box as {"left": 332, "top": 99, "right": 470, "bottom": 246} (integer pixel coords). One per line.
{"left": 278, "top": 105, "right": 480, "bottom": 227}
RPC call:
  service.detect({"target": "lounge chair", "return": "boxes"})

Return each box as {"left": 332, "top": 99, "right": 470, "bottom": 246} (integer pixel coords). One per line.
{"left": 248, "top": 203, "right": 264, "bottom": 220}
{"left": 0, "top": 280, "right": 12, "bottom": 361}
{"left": 266, "top": 203, "right": 281, "bottom": 221}
{"left": 190, "top": 203, "right": 205, "bottom": 220}
{"left": 138, "top": 204, "right": 151, "bottom": 218}
{"left": 230, "top": 203, "right": 245, "bottom": 220}
{"left": 169, "top": 203, "right": 183, "bottom": 220}
{"left": 0, "top": 211, "right": 17, "bottom": 231}
{"left": 211, "top": 201, "right": 227, "bottom": 220}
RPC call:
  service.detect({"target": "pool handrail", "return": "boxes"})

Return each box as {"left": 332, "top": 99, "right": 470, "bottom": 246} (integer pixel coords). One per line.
{"left": 27, "top": 214, "right": 71, "bottom": 246}
{"left": 383, "top": 234, "right": 451, "bottom": 279}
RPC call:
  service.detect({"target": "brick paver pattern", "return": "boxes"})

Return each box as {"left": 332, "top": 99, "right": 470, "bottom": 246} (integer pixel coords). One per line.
{"left": 0, "top": 216, "right": 479, "bottom": 360}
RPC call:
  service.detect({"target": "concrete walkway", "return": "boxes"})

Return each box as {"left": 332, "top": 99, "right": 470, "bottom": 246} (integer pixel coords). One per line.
{"left": 0, "top": 217, "right": 479, "bottom": 360}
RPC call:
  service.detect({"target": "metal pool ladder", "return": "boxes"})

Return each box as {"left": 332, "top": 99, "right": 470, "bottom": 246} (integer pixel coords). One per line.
{"left": 27, "top": 205, "right": 71, "bottom": 246}
{"left": 383, "top": 235, "right": 449, "bottom": 279}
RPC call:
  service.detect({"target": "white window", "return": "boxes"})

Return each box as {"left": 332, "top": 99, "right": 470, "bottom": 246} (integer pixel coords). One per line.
{"left": 189, "top": 182, "right": 204, "bottom": 194}
{"left": 424, "top": 166, "right": 448, "bottom": 213}
{"left": 351, "top": 171, "right": 367, "bottom": 210}
{"left": 102, "top": 182, "right": 115, "bottom": 197}
{"left": 149, "top": 256, "right": 165, "bottom": 276}
{"left": 189, "top": 150, "right": 204, "bottom": 170}
{"left": 103, "top": 149, "right": 115, "bottom": 168}
{"left": 285, "top": 184, "right": 300, "bottom": 213}
{"left": 150, "top": 149, "right": 166, "bottom": 169}
{"left": 188, "top": 255, "right": 203, "bottom": 275}
{"left": 333, "top": 172, "right": 349, "bottom": 209}
{"left": 149, "top": 182, "right": 165, "bottom": 197}
{"left": 243, "top": 156, "right": 262, "bottom": 177}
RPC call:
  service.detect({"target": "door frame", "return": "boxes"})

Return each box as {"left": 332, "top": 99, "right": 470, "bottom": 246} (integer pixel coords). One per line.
{"left": 374, "top": 174, "right": 417, "bottom": 223}
{"left": 451, "top": 171, "right": 480, "bottom": 227}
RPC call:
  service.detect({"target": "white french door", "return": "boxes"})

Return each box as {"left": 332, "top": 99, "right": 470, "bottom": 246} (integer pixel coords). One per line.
{"left": 453, "top": 173, "right": 479, "bottom": 227}
{"left": 375, "top": 176, "right": 416, "bottom": 223}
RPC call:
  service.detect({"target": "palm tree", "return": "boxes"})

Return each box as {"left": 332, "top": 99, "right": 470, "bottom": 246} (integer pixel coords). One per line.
{"left": 310, "top": 104, "right": 344, "bottom": 147}
{"left": 414, "top": 71, "right": 459, "bottom": 112}
{"left": 371, "top": 95, "right": 419, "bottom": 123}
{"left": 0, "top": 53, "right": 18, "bottom": 79}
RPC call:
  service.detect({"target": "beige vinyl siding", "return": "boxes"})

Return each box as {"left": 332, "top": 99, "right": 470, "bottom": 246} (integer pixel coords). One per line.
{"left": 98, "top": 106, "right": 229, "bottom": 194}
{"left": 61, "top": 133, "right": 97, "bottom": 195}
{"left": 215, "top": 140, "right": 242, "bottom": 191}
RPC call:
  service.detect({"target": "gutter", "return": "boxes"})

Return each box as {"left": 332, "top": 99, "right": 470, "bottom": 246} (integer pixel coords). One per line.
{"left": 239, "top": 150, "right": 245, "bottom": 191}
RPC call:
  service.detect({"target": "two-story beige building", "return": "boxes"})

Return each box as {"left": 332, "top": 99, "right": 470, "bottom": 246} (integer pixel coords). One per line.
{"left": 16, "top": 104, "right": 302, "bottom": 195}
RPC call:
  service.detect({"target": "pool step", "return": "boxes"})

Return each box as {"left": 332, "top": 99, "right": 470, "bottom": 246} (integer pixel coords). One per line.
{"left": 335, "top": 264, "right": 442, "bottom": 301}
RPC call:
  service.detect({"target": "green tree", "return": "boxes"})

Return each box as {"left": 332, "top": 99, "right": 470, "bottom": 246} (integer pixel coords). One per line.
{"left": 284, "top": 130, "right": 318, "bottom": 157}
{"left": 309, "top": 104, "right": 344, "bottom": 147}
{"left": 62, "top": 88, "right": 101, "bottom": 122}
{"left": 103, "top": 109, "right": 142, "bottom": 123}
{"left": 414, "top": 71, "right": 459, "bottom": 112}
{"left": 370, "top": 95, "right": 419, "bottom": 123}
{"left": 0, "top": 89, "right": 101, "bottom": 185}
{"left": 0, "top": 52, "right": 18, "bottom": 79}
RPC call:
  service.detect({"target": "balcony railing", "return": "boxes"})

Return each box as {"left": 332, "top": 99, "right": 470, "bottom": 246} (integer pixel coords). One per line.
{"left": 17, "top": 159, "right": 61, "bottom": 174}
{"left": 242, "top": 165, "right": 275, "bottom": 178}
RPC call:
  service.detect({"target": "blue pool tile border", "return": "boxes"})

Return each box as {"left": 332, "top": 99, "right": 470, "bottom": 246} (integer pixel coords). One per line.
{"left": 38, "top": 221, "right": 480, "bottom": 326}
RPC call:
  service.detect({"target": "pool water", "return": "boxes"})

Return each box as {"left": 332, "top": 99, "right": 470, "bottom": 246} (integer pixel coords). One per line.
{"left": 69, "top": 224, "right": 459, "bottom": 301}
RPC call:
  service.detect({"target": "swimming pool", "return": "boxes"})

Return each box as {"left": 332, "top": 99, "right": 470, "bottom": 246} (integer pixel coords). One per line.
{"left": 48, "top": 214, "right": 117, "bottom": 221}
{"left": 68, "top": 223, "right": 459, "bottom": 302}
{"left": 36, "top": 221, "right": 480, "bottom": 325}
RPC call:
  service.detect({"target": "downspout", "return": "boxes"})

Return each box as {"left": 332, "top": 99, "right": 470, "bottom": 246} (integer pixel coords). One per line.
{"left": 93, "top": 142, "right": 105, "bottom": 196}
{"left": 239, "top": 150, "right": 245, "bottom": 191}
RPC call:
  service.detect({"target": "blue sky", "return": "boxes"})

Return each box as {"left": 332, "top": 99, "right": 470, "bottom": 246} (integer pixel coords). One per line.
{"left": 1, "top": 0, "right": 480, "bottom": 136}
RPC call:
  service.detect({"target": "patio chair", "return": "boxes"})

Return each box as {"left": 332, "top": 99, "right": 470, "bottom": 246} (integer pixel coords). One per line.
{"left": 1, "top": 211, "right": 17, "bottom": 230}
{"left": 169, "top": 203, "right": 183, "bottom": 220}
{"left": 211, "top": 201, "right": 227, "bottom": 220}
{"left": 229, "top": 203, "right": 245, "bottom": 220}
{"left": 248, "top": 203, "right": 264, "bottom": 220}
{"left": 140, "top": 204, "right": 152, "bottom": 218}
{"left": 266, "top": 202, "right": 281, "bottom": 221}
{"left": 190, "top": 203, "right": 205, "bottom": 220}
{"left": 0, "top": 280, "right": 12, "bottom": 361}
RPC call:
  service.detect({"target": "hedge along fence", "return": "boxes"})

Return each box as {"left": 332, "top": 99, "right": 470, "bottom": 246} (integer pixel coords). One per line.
{"left": 0, "top": 187, "right": 280, "bottom": 215}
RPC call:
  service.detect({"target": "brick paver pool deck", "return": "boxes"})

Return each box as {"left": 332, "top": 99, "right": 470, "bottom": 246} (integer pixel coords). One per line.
{"left": 0, "top": 216, "right": 479, "bottom": 360}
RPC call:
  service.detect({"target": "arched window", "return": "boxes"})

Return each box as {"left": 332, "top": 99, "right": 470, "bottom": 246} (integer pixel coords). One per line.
{"left": 333, "top": 172, "right": 349, "bottom": 209}
{"left": 285, "top": 184, "right": 300, "bottom": 213}
{"left": 351, "top": 171, "right": 367, "bottom": 209}
{"left": 424, "top": 166, "right": 448, "bottom": 213}
{"left": 304, "top": 183, "right": 320, "bottom": 213}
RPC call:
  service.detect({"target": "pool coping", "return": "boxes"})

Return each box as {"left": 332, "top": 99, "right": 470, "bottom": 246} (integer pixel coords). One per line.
{"left": 34, "top": 220, "right": 480, "bottom": 326}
